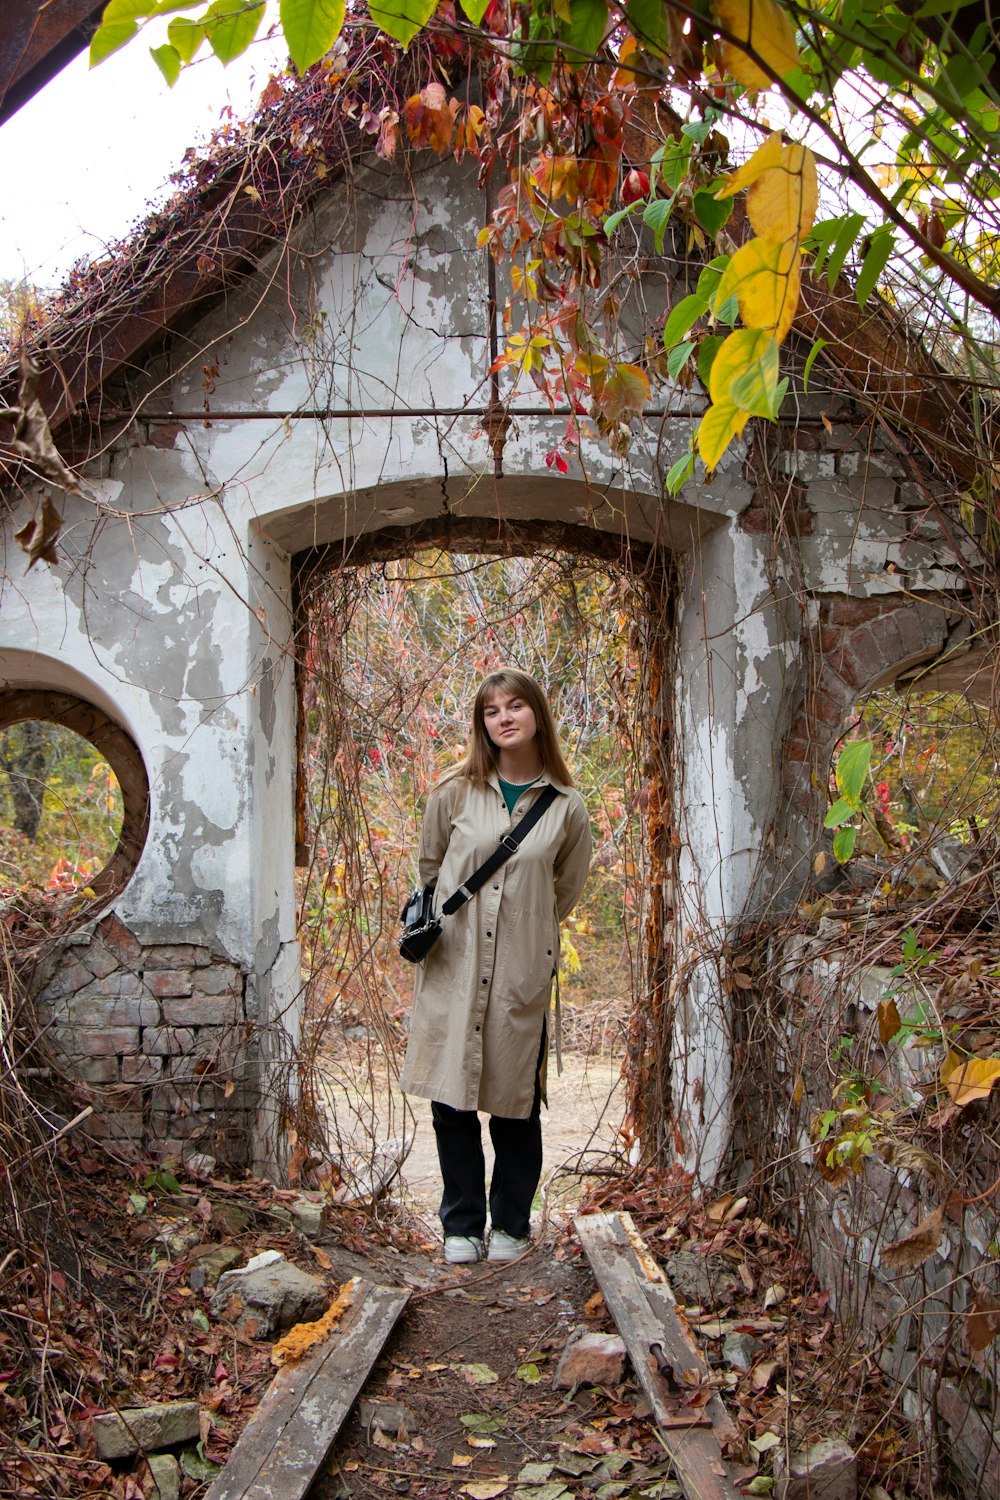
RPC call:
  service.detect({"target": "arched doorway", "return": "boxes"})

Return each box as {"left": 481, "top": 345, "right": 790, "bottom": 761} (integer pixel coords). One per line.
{"left": 284, "top": 516, "right": 677, "bottom": 1204}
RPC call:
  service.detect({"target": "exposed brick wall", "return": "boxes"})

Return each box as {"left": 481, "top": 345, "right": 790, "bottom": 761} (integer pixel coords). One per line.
{"left": 32, "top": 913, "right": 256, "bottom": 1165}
{"left": 787, "top": 952, "right": 1000, "bottom": 1491}
{"left": 781, "top": 593, "right": 952, "bottom": 830}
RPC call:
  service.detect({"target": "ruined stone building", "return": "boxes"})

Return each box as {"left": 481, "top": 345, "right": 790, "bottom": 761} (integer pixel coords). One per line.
{"left": 2, "top": 35, "right": 997, "bottom": 1486}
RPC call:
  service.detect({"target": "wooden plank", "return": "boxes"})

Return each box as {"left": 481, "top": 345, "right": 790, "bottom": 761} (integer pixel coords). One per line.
{"left": 574, "top": 1211, "right": 741, "bottom": 1500}
{"left": 204, "top": 1278, "right": 410, "bottom": 1500}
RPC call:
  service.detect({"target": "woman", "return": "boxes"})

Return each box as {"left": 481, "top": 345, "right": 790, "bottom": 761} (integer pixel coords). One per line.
{"left": 400, "top": 669, "right": 592, "bottom": 1264}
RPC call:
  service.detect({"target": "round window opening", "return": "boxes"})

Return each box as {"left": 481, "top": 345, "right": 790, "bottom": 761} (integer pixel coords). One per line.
{"left": 0, "top": 692, "right": 149, "bottom": 908}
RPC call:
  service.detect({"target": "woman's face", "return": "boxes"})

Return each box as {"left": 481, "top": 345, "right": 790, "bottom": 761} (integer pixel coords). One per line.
{"left": 482, "top": 689, "right": 538, "bottom": 752}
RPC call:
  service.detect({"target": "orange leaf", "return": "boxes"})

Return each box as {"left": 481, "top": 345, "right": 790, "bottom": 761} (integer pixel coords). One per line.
{"left": 403, "top": 83, "right": 459, "bottom": 155}
{"left": 877, "top": 998, "right": 901, "bottom": 1045}
{"left": 967, "top": 1293, "right": 1000, "bottom": 1353}
{"left": 880, "top": 1207, "right": 944, "bottom": 1270}
{"left": 595, "top": 362, "right": 650, "bottom": 422}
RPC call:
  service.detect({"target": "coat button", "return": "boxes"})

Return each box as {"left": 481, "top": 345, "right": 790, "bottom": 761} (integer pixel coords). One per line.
{"left": 492, "top": 883, "right": 499, "bottom": 890}
{"left": 482, "top": 978, "right": 488, "bottom": 985}
{"left": 487, "top": 930, "right": 492, "bottom": 938}
{"left": 475, "top": 1024, "right": 481, "bottom": 1032}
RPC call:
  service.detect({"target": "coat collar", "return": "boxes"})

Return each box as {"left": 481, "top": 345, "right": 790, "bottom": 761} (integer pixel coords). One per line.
{"left": 486, "top": 768, "right": 568, "bottom": 796}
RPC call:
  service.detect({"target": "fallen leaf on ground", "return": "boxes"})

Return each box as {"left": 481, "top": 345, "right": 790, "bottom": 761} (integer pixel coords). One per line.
{"left": 454, "top": 1362, "right": 500, "bottom": 1385}
{"left": 462, "top": 1479, "right": 509, "bottom": 1499}
{"left": 453, "top": 1453, "right": 474, "bottom": 1467}
{"left": 517, "top": 1462, "right": 554, "bottom": 1483}
{"left": 517, "top": 1362, "right": 542, "bottom": 1382}
{"left": 469, "top": 1435, "right": 497, "bottom": 1449}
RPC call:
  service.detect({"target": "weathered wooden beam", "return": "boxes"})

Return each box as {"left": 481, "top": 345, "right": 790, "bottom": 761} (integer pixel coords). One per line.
{"left": 0, "top": 1, "right": 106, "bottom": 128}
{"left": 574, "top": 1211, "right": 742, "bottom": 1500}
{"left": 203, "top": 1278, "right": 410, "bottom": 1500}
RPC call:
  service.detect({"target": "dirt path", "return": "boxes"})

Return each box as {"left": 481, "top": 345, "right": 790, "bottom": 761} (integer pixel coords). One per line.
{"left": 313, "top": 1215, "right": 685, "bottom": 1500}
{"left": 317, "top": 1048, "right": 625, "bottom": 1239}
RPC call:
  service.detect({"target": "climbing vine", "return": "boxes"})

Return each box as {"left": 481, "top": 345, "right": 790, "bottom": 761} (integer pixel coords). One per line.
{"left": 86, "top": 0, "right": 1000, "bottom": 497}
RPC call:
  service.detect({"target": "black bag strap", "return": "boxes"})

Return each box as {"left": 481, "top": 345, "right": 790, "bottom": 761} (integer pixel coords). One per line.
{"left": 440, "top": 783, "right": 559, "bottom": 916}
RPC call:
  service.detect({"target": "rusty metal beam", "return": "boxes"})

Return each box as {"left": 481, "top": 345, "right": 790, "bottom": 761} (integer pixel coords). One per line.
{"left": 0, "top": 1, "right": 107, "bottom": 128}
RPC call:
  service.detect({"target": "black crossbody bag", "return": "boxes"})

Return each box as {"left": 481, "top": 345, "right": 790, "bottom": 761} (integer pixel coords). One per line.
{"left": 398, "top": 784, "right": 559, "bottom": 964}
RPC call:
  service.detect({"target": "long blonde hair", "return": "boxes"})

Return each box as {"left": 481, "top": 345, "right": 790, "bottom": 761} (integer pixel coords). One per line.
{"left": 444, "top": 669, "right": 575, "bottom": 788}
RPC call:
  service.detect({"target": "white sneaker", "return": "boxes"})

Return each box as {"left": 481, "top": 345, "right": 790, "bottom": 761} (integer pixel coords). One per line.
{"left": 444, "top": 1235, "right": 485, "bottom": 1264}
{"left": 487, "top": 1229, "right": 531, "bottom": 1262}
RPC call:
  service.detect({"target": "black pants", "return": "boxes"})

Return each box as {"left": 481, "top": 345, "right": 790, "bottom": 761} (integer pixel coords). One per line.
{"left": 431, "top": 1035, "right": 544, "bottom": 1240}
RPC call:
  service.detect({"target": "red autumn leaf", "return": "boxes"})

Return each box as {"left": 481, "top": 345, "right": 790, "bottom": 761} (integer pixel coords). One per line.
{"left": 621, "top": 168, "right": 650, "bottom": 205}
{"left": 403, "top": 83, "right": 459, "bottom": 155}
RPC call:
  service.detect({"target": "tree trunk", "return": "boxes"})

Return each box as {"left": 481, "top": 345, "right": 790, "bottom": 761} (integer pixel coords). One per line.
{"left": 0, "top": 720, "right": 52, "bottom": 841}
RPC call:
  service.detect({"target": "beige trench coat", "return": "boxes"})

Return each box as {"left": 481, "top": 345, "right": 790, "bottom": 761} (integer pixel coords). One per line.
{"left": 399, "top": 771, "right": 592, "bottom": 1118}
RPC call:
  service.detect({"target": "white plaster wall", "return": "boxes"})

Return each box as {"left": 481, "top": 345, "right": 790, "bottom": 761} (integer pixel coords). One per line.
{"left": 4, "top": 149, "right": 969, "bottom": 1184}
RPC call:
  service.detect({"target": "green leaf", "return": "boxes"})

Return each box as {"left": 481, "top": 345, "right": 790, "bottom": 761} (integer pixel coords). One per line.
{"left": 824, "top": 796, "right": 855, "bottom": 829}
{"left": 696, "top": 255, "right": 729, "bottom": 302}
{"left": 90, "top": 0, "right": 155, "bottom": 66}
{"left": 663, "top": 293, "right": 708, "bottom": 350}
{"left": 665, "top": 451, "right": 695, "bottom": 495}
{"left": 715, "top": 293, "right": 739, "bottom": 327}
{"left": 833, "top": 825, "right": 858, "bottom": 863}
{"left": 642, "top": 198, "right": 674, "bottom": 254}
{"left": 167, "top": 15, "right": 207, "bottom": 62}
{"left": 191, "top": 1308, "right": 211, "bottom": 1332}
{"left": 836, "top": 739, "right": 872, "bottom": 803}
{"left": 693, "top": 189, "right": 732, "bottom": 237}
{"left": 603, "top": 203, "right": 641, "bottom": 235}
{"left": 825, "top": 211, "right": 867, "bottom": 288}
{"left": 667, "top": 341, "right": 694, "bottom": 379}
{"left": 559, "top": 0, "right": 609, "bottom": 66}
{"left": 517, "top": 1361, "right": 543, "bottom": 1382}
{"left": 855, "top": 226, "right": 895, "bottom": 307}
{"left": 458, "top": 0, "right": 490, "bottom": 19}
{"left": 697, "top": 333, "right": 724, "bottom": 387}
{"left": 802, "top": 337, "right": 828, "bottom": 393}
{"left": 654, "top": 139, "right": 692, "bottom": 192}
{"left": 625, "top": 0, "right": 670, "bottom": 53}
{"left": 281, "top": 0, "right": 347, "bottom": 68}
{"left": 205, "top": 0, "right": 264, "bottom": 64}
{"left": 150, "top": 41, "right": 182, "bottom": 84}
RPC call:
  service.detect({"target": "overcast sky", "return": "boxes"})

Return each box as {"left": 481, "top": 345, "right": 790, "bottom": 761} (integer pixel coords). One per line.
{"left": 1, "top": 28, "right": 285, "bottom": 289}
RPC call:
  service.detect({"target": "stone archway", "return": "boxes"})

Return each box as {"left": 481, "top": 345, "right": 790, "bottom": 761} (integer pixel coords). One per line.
{"left": 287, "top": 513, "right": 679, "bottom": 1164}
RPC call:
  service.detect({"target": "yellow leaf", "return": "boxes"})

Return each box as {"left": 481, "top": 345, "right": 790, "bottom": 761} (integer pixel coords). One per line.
{"left": 715, "top": 236, "right": 801, "bottom": 340}
{"left": 697, "top": 401, "right": 750, "bottom": 470}
{"left": 716, "top": 131, "right": 784, "bottom": 199}
{"left": 714, "top": 0, "right": 800, "bottom": 90}
{"left": 748, "top": 143, "right": 818, "bottom": 242}
{"left": 792, "top": 1074, "right": 804, "bottom": 1108}
{"left": 708, "top": 327, "right": 777, "bottom": 413}
{"left": 462, "top": 1482, "right": 509, "bottom": 1500}
{"left": 943, "top": 1052, "right": 1000, "bottom": 1107}
{"left": 452, "top": 1454, "right": 474, "bottom": 1467}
